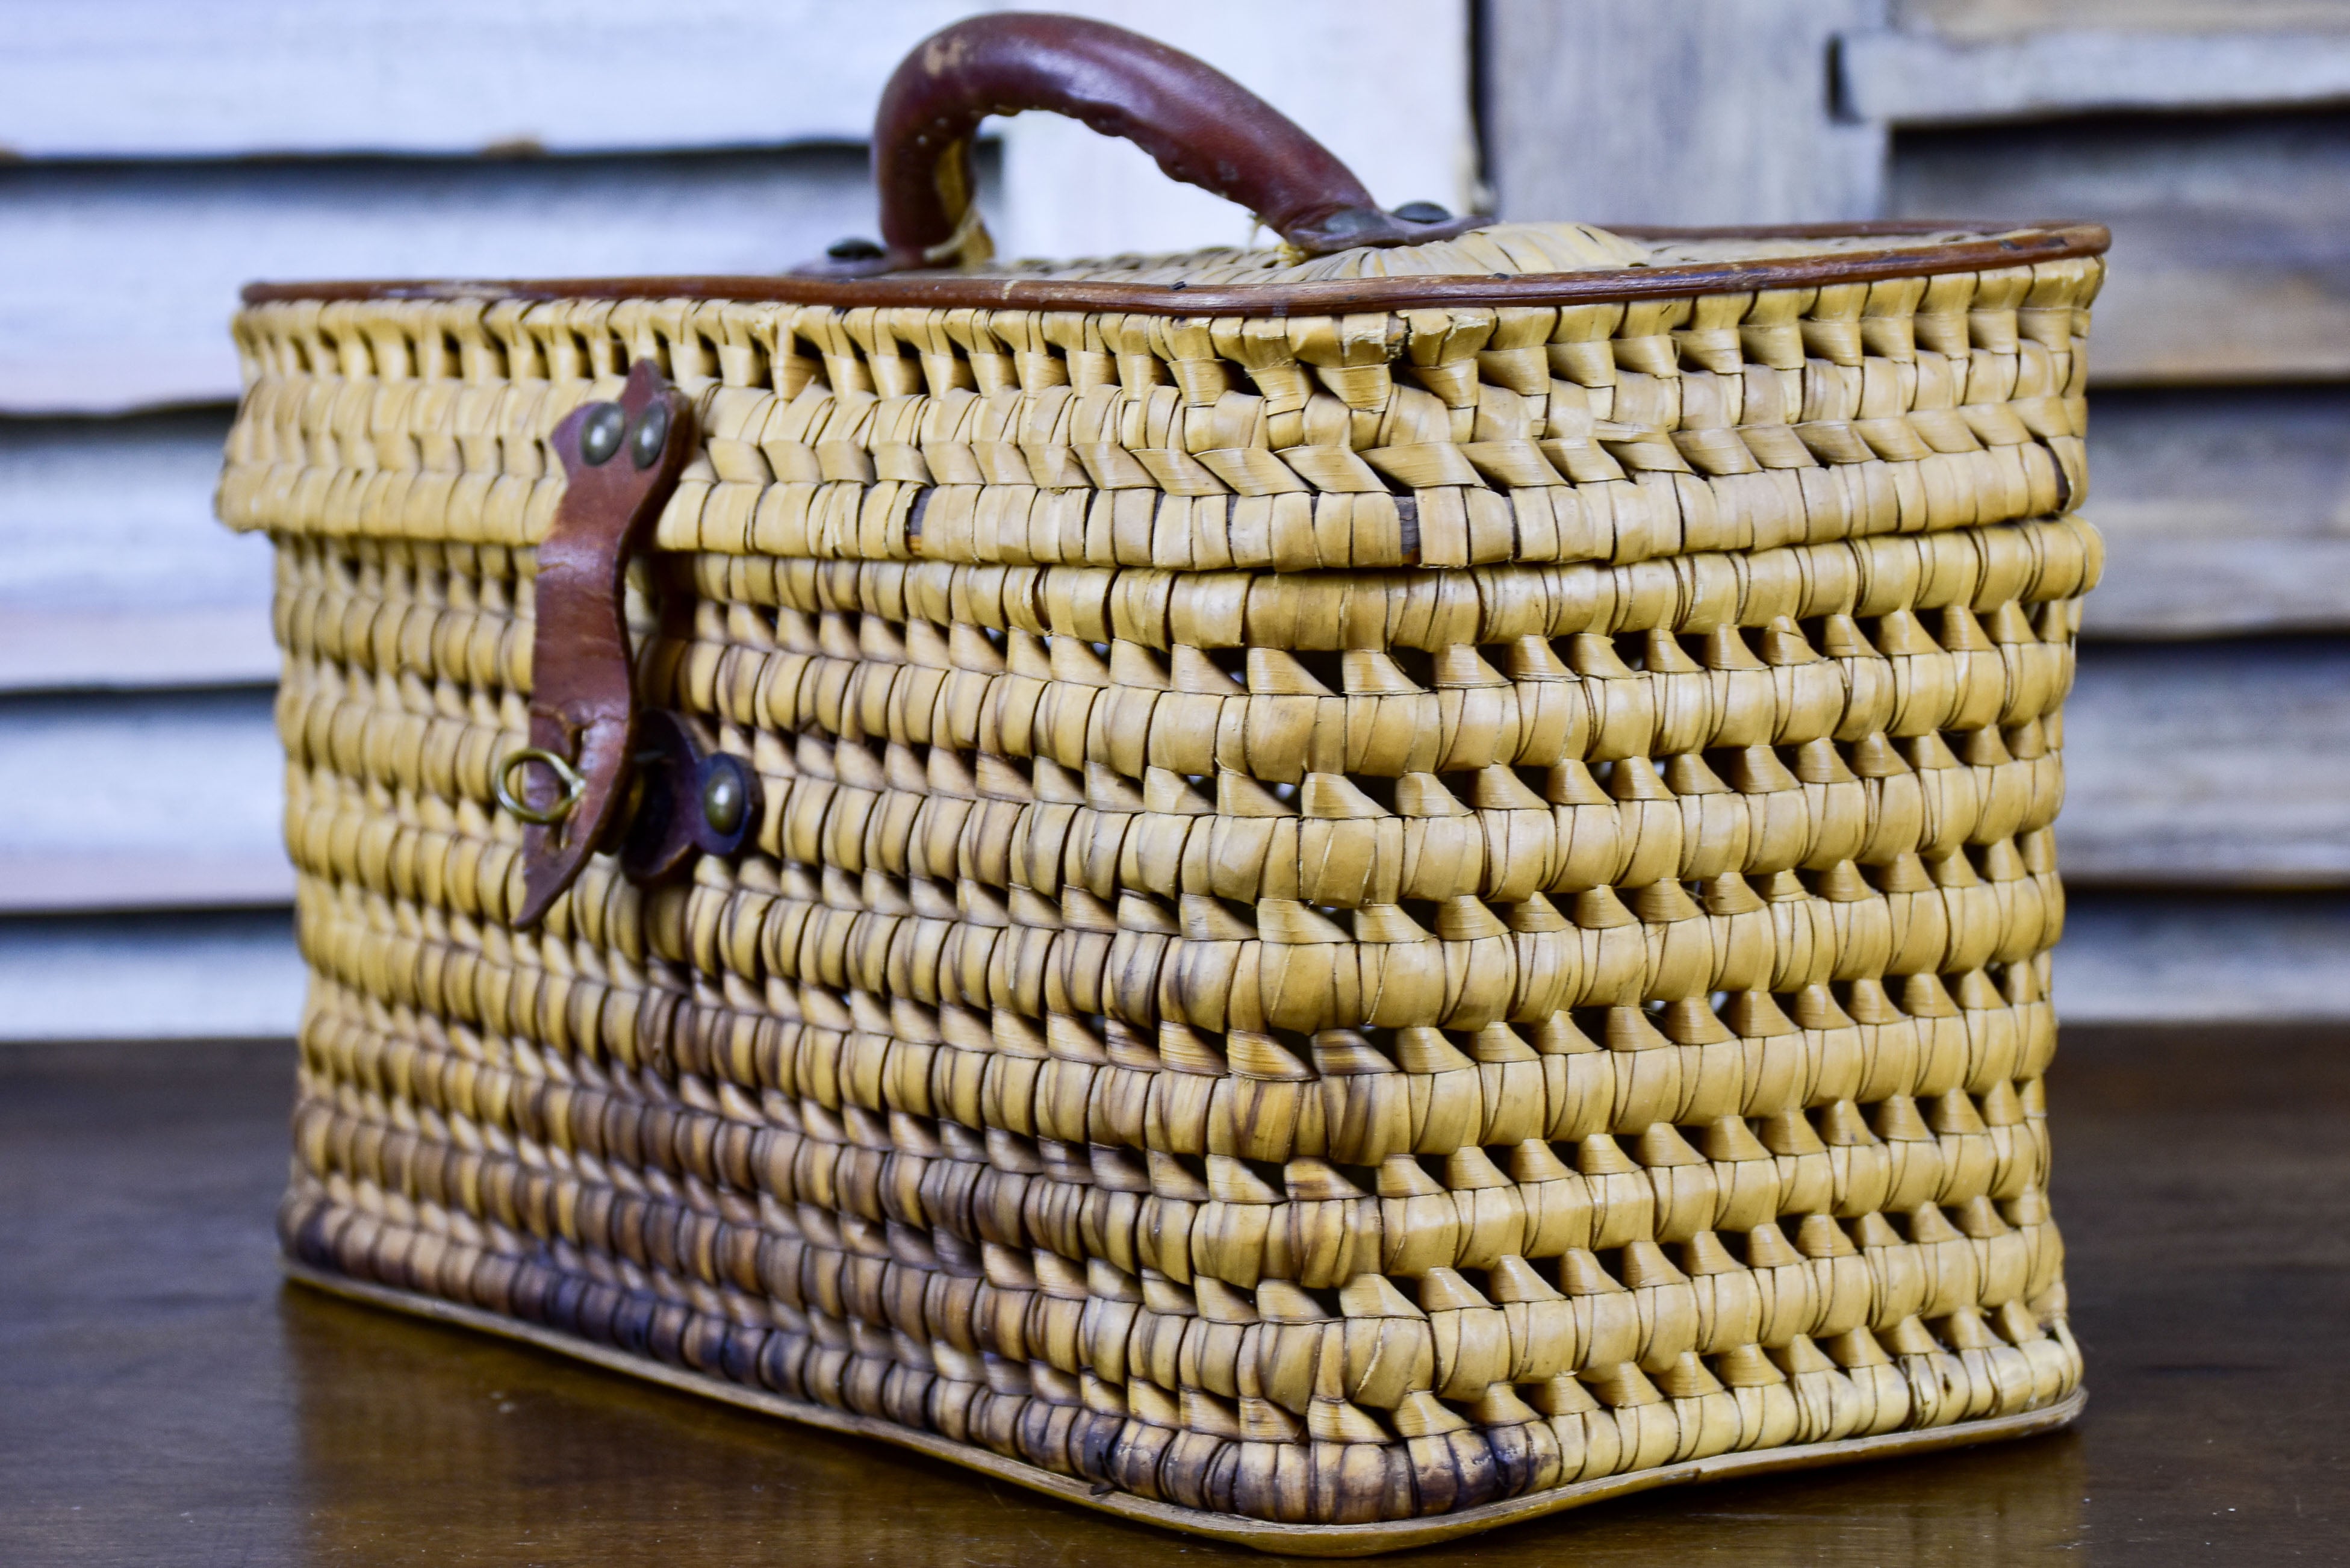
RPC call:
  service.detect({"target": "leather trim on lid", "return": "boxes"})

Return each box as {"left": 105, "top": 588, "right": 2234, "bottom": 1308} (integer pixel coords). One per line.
{"left": 243, "top": 222, "right": 2109, "bottom": 316}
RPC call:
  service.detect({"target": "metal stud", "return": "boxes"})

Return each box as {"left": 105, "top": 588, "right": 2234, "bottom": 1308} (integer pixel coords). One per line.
{"left": 1391, "top": 201, "right": 1452, "bottom": 224}
{"left": 700, "top": 758, "right": 748, "bottom": 835}
{"left": 579, "top": 402, "right": 625, "bottom": 465}
{"left": 629, "top": 401, "right": 671, "bottom": 470}
{"left": 827, "top": 237, "right": 885, "bottom": 261}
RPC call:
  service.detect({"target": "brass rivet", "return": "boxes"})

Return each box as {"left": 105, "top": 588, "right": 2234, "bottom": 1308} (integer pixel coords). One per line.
{"left": 579, "top": 402, "right": 625, "bottom": 465}
{"left": 630, "top": 402, "right": 671, "bottom": 470}
{"left": 701, "top": 762, "right": 746, "bottom": 835}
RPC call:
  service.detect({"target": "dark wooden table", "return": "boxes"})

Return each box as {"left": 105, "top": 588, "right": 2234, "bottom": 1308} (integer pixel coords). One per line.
{"left": 4, "top": 1025, "right": 2343, "bottom": 1566}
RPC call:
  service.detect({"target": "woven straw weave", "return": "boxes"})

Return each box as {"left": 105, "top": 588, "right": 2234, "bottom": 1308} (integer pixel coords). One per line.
{"left": 220, "top": 223, "right": 2098, "bottom": 1538}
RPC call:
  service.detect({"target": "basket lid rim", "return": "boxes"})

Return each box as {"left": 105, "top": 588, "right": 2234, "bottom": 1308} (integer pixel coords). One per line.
{"left": 241, "top": 220, "right": 2109, "bottom": 316}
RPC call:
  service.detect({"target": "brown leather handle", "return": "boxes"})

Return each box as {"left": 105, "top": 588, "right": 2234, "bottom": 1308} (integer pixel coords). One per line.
{"left": 813, "top": 11, "right": 1473, "bottom": 275}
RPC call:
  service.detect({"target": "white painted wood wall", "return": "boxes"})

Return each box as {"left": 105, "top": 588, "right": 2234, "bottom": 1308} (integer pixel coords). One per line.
{"left": 0, "top": 0, "right": 1470, "bottom": 1037}
{"left": 4, "top": 0, "right": 2345, "bottom": 1036}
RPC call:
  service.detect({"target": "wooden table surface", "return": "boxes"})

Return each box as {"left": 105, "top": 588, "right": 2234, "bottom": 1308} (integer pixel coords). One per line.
{"left": 4, "top": 1025, "right": 2343, "bottom": 1566}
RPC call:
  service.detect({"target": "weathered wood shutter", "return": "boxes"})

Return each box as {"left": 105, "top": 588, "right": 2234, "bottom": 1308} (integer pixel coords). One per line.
{"left": 0, "top": 0, "right": 1471, "bottom": 1037}
{"left": 1485, "top": 0, "right": 2350, "bottom": 1021}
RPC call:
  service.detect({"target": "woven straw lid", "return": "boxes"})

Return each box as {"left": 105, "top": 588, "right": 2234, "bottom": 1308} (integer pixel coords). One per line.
{"left": 983, "top": 219, "right": 2094, "bottom": 288}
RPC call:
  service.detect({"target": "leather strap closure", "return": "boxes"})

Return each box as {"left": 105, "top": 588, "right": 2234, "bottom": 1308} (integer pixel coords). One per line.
{"left": 620, "top": 711, "right": 763, "bottom": 884}
{"left": 508, "top": 359, "right": 694, "bottom": 927}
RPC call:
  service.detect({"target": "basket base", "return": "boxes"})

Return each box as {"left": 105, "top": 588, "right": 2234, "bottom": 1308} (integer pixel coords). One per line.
{"left": 282, "top": 1260, "right": 2084, "bottom": 1557}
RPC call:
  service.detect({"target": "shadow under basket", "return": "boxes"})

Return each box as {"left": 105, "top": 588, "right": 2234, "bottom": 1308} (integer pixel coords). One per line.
{"left": 233, "top": 13, "right": 2102, "bottom": 1554}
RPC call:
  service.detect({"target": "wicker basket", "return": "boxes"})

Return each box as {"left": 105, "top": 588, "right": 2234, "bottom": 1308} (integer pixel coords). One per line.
{"left": 219, "top": 14, "right": 2104, "bottom": 1552}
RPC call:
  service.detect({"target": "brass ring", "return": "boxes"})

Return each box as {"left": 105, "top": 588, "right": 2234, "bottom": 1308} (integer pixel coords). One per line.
{"left": 494, "top": 747, "right": 586, "bottom": 825}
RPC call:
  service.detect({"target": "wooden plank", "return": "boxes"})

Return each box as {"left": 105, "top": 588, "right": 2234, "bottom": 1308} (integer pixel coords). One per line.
{"left": 2083, "top": 538, "right": 2350, "bottom": 639}
{"left": 2055, "top": 891, "right": 2350, "bottom": 1021}
{"left": 2081, "top": 385, "right": 2350, "bottom": 637}
{"left": 0, "top": 411, "right": 280, "bottom": 689}
{"left": 0, "top": 150, "right": 877, "bottom": 413}
{"left": 1481, "top": 0, "right": 1888, "bottom": 228}
{"left": 0, "top": 691, "right": 291, "bottom": 913}
{"left": 2062, "top": 638, "right": 2350, "bottom": 886}
{"left": 0, "top": 608, "right": 279, "bottom": 695}
{"left": 1891, "top": 1, "right": 2350, "bottom": 39}
{"left": 0, "top": 0, "right": 1467, "bottom": 219}
{"left": 0, "top": 912, "right": 303, "bottom": 1040}
{"left": 0, "top": 1, "right": 970, "bottom": 158}
{"left": 2078, "top": 255, "right": 2350, "bottom": 386}
{"left": 1842, "top": 27, "right": 2350, "bottom": 124}
{"left": 1889, "top": 110, "right": 2350, "bottom": 384}
{"left": 2086, "top": 387, "right": 2350, "bottom": 544}
{"left": 0, "top": 848, "right": 291, "bottom": 913}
